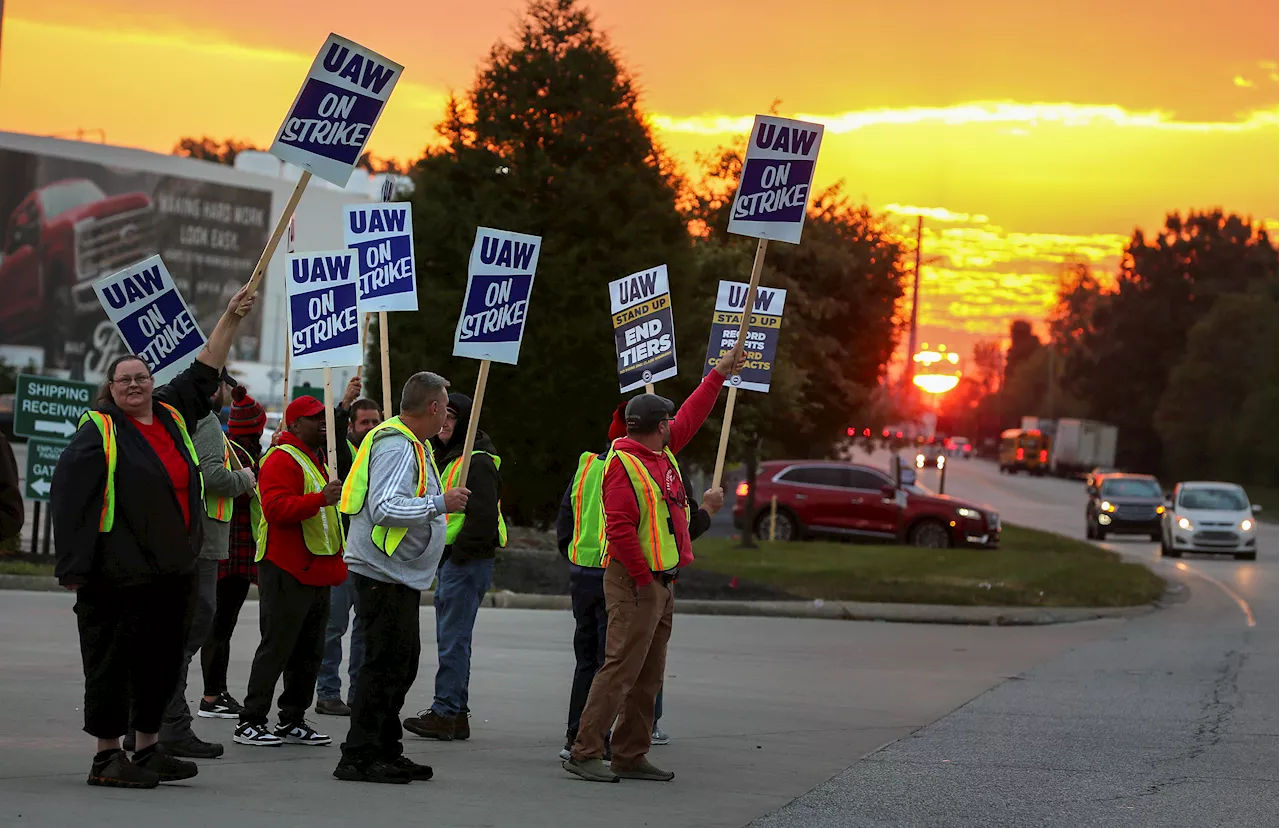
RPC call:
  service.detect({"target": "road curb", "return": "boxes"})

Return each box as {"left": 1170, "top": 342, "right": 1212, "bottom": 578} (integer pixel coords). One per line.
{"left": 0, "top": 574, "right": 1158, "bottom": 625}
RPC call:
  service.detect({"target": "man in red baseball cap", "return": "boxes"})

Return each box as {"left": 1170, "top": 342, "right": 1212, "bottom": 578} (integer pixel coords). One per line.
{"left": 234, "top": 395, "right": 346, "bottom": 748}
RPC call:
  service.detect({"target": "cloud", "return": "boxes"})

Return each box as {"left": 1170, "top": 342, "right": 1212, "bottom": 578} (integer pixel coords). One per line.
{"left": 884, "top": 204, "right": 989, "bottom": 224}
{"left": 1234, "top": 75, "right": 1255, "bottom": 88}
{"left": 650, "top": 102, "right": 1280, "bottom": 136}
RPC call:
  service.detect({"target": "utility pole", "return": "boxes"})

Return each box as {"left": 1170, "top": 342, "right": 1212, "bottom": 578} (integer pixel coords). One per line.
{"left": 902, "top": 216, "right": 924, "bottom": 401}
{"left": 1045, "top": 344, "right": 1057, "bottom": 418}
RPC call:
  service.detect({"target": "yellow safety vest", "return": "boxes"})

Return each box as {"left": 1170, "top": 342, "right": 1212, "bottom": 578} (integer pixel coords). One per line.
{"left": 255, "top": 444, "right": 342, "bottom": 561}
{"left": 229, "top": 441, "right": 264, "bottom": 542}
{"left": 77, "top": 402, "right": 204, "bottom": 533}
{"left": 204, "top": 435, "right": 234, "bottom": 523}
{"left": 339, "top": 417, "right": 437, "bottom": 556}
{"left": 601, "top": 446, "right": 689, "bottom": 573}
{"left": 440, "top": 452, "right": 507, "bottom": 548}
{"left": 567, "top": 451, "right": 606, "bottom": 567}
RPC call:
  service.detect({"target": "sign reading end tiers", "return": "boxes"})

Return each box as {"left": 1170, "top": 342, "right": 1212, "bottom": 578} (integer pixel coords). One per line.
{"left": 727, "top": 115, "right": 825, "bottom": 245}
{"left": 270, "top": 34, "right": 403, "bottom": 187}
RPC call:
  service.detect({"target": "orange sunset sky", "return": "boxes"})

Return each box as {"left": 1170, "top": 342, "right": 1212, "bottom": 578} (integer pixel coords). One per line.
{"left": 1, "top": 0, "right": 1277, "bottom": 364}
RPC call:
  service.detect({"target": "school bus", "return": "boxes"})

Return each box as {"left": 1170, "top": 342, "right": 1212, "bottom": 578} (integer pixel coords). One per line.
{"left": 999, "top": 428, "right": 1052, "bottom": 476}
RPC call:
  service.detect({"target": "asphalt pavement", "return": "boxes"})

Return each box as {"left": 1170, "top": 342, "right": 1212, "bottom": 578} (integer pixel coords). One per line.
{"left": 751, "top": 451, "right": 1278, "bottom": 827}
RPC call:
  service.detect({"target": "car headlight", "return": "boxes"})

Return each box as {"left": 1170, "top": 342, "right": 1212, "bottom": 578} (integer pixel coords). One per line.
{"left": 1241, "top": 519, "right": 1254, "bottom": 532}
{"left": 1177, "top": 516, "right": 1194, "bottom": 531}
{"left": 957, "top": 508, "right": 980, "bottom": 519}
{"left": 1156, "top": 505, "right": 1165, "bottom": 514}
{"left": 1100, "top": 501, "right": 1115, "bottom": 513}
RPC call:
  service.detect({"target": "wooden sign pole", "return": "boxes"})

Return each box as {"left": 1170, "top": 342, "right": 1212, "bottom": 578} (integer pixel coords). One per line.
{"left": 278, "top": 348, "right": 292, "bottom": 435}
{"left": 455, "top": 360, "right": 491, "bottom": 488}
{"left": 323, "top": 367, "right": 338, "bottom": 476}
{"left": 645, "top": 383, "right": 655, "bottom": 394}
{"left": 246, "top": 171, "right": 311, "bottom": 297}
{"left": 356, "top": 312, "right": 372, "bottom": 378}
{"left": 379, "top": 310, "right": 392, "bottom": 415}
{"left": 711, "top": 237, "right": 769, "bottom": 488}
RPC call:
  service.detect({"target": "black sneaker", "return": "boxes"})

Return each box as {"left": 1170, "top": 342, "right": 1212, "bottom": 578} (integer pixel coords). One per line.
{"left": 198, "top": 693, "right": 242, "bottom": 719}
{"left": 392, "top": 755, "right": 434, "bottom": 781}
{"left": 233, "top": 721, "right": 283, "bottom": 747}
{"left": 275, "top": 720, "right": 331, "bottom": 746}
{"left": 133, "top": 744, "right": 199, "bottom": 782}
{"left": 87, "top": 749, "right": 159, "bottom": 789}
{"left": 333, "top": 757, "right": 412, "bottom": 784}
{"left": 122, "top": 733, "right": 135, "bottom": 753}
{"left": 161, "top": 735, "right": 224, "bottom": 759}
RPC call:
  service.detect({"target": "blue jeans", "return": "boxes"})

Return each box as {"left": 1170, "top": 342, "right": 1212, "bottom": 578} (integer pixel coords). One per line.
{"left": 316, "top": 575, "right": 365, "bottom": 702}
{"left": 431, "top": 557, "right": 494, "bottom": 717}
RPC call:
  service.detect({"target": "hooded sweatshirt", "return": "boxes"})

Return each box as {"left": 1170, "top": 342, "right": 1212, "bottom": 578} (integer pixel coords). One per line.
{"left": 344, "top": 424, "right": 447, "bottom": 592}
{"left": 431, "top": 392, "right": 502, "bottom": 566}
{"left": 601, "top": 367, "right": 726, "bottom": 587}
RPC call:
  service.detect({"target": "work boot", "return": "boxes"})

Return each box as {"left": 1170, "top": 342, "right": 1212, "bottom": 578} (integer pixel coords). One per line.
{"left": 87, "top": 749, "right": 159, "bottom": 789}
{"left": 562, "top": 756, "right": 619, "bottom": 783}
{"left": 453, "top": 712, "right": 470, "bottom": 741}
{"left": 315, "top": 698, "right": 352, "bottom": 717}
{"left": 333, "top": 757, "right": 412, "bottom": 785}
{"left": 392, "top": 755, "right": 434, "bottom": 780}
{"left": 161, "top": 735, "right": 224, "bottom": 759}
{"left": 611, "top": 756, "right": 675, "bottom": 782}
{"left": 403, "top": 710, "right": 454, "bottom": 741}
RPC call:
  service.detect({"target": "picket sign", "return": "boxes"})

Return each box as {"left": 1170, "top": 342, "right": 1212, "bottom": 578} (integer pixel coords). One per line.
{"left": 610, "top": 264, "right": 677, "bottom": 395}
{"left": 451, "top": 227, "right": 542, "bottom": 487}
{"left": 711, "top": 238, "right": 767, "bottom": 488}
{"left": 92, "top": 255, "right": 207, "bottom": 384}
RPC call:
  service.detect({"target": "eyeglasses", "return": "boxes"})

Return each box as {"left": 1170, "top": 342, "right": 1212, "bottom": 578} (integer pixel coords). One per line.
{"left": 112, "top": 374, "right": 153, "bottom": 387}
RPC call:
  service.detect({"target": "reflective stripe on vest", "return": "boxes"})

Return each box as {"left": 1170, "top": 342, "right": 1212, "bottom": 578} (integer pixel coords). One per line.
{"left": 231, "top": 442, "right": 264, "bottom": 543}
{"left": 338, "top": 417, "right": 436, "bottom": 556}
{"left": 567, "top": 451, "right": 606, "bottom": 567}
{"left": 441, "top": 452, "right": 507, "bottom": 548}
{"left": 601, "top": 447, "right": 689, "bottom": 572}
{"left": 255, "top": 444, "right": 342, "bottom": 561}
{"left": 77, "top": 403, "right": 204, "bottom": 533}
{"left": 204, "top": 436, "right": 234, "bottom": 523}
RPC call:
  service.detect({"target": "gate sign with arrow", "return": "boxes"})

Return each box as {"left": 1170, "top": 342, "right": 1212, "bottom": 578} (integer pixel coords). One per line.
{"left": 25, "top": 441, "right": 64, "bottom": 501}
{"left": 14, "top": 374, "right": 96, "bottom": 442}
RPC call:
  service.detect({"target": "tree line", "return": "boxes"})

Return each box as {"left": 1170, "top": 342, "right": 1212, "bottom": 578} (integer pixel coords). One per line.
{"left": 175, "top": 0, "right": 909, "bottom": 525}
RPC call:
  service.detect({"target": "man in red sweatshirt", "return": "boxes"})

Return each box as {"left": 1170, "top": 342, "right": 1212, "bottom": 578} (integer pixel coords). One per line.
{"left": 564, "top": 342, "right": 745, "bottom": 783}
{"left": 234, "top": 396, "right": 347, "bottom": 748}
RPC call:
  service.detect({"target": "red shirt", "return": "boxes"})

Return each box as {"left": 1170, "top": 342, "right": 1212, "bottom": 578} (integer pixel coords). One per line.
{"left": 257, "top": 432, "right": 347, "bottom": 587}
{"left": 603, "top": 368, "right": 727, "bottom": 586}
{"left": 130, "top": 414, "right": 192, "bottom": 529}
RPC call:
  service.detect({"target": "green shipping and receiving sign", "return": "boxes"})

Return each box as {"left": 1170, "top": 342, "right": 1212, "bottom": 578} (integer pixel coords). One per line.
{"left": 14, "top": 374, "right": 96, "bottom": 442}
{"left": 25, "top": 440, "right": 64, "bottom": 501}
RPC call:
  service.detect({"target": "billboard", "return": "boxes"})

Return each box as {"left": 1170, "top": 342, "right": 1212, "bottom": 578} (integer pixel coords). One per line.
{"left": 0, "top": 148, "right": 272, "bottom": 381}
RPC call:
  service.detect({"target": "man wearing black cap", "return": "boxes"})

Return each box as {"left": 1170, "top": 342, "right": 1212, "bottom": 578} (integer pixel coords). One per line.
{"left": 563, "top": 343, "right": 744, "bottom": 784}
{"left": 402, "top": 392, "right": 505, "bottom": 741}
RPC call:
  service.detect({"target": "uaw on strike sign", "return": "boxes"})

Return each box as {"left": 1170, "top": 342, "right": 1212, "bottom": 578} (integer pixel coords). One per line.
{"left": 286, "top": 250, "right": 362, "bottom": 369}
{"left": 344, "top": 202, "right": 417, "bottom": 312}
{"left": 610, "top": 265, "right": 677, "bottom": 392}
{"left": 270, "top": 34, "right": 403, "bottom": 187}
{"left": 93, "top": 255, "right": 206, "bottom": 383}
{"left": 727, "top": 115, "right": 824, "bottom": 245}
{"left": 704, "top": 280, "right": 787, "bottom": 393}
{"left": 453, "top": 228, "right": 542, "bottom": 366}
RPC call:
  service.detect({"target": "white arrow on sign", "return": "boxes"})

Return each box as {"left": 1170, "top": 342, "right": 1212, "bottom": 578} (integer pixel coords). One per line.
{"left": 34, "top": 420, "right": 76, "bottom": 438}
{"left": 31, "top": 478, "right": 51, "bottom": 497}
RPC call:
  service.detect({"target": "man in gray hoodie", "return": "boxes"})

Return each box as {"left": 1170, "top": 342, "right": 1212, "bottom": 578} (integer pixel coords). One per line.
{"left": 160, "top": 375, "right": 256, "bottom": 757}
{"left": 333, "top": 371, "right": 469, "bottom": 785}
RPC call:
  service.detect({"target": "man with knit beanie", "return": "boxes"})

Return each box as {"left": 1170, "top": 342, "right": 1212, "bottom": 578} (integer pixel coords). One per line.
{"left": 553, "top": 402, "right": 725, "bottom": 761}
{"left": 200, "top": 385, "right": 267, "bottom": 719}
{"left": 146, "top": 371, "right": 256, "bottom": 758}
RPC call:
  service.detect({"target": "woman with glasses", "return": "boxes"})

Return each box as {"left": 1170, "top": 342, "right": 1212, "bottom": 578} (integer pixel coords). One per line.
{"left": 52, "top": 284, "right": 257, "bottom": 789}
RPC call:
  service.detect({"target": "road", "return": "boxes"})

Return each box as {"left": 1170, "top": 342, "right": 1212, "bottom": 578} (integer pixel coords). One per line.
{"left": 752, "top": 451, "right": 1278, "bottom": 827}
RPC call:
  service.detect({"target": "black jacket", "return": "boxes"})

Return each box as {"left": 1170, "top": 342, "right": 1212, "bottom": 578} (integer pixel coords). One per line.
{"left": 555, "top": 450, "right": 712, "bottom": 561}
{"left": 53, "top": 360, "right": 219, "bottom": 587}
{"left": 432, "top": 430, "right": 502, "bottom": 565}
{"left": 0, "top": 432, "right": 22, "bottom": 543}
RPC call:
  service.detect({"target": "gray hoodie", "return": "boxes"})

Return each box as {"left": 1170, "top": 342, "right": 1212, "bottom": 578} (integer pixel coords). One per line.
{"left": 344, "top": 427, "right": 447, "bottom": 592}
{"left": 193, "top": 412, "right": 256, "bottom": 560}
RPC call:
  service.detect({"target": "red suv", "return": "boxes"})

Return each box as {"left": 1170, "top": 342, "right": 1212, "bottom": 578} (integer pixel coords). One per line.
{"left": 733, "top": 460, "right": 1000, "bottom": 548}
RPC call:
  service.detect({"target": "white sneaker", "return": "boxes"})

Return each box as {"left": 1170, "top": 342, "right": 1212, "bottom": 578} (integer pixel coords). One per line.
{"left": 651, "top": 726, "right": 669, "bottom": 746}
{"left": 233, "top": 722, "right": 283, "bottom": 746}
{"left": 558, "top": 748, "right": 572, "bottom": 761}
{"left": 274, "top": 720, "right": 332, "bottom": 746}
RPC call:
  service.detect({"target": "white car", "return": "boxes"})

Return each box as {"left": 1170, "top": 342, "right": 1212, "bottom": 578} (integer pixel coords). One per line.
{"left": 1161, "top": 481, "right": 1263, "bottom": 560}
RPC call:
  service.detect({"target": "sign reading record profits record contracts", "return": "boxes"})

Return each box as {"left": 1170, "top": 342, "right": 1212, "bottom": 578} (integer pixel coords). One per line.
{"left": 704, "top": 280, "right": 787, "bottom": 393}
{"left": 453, "top": 228, "right": 542, "bottom": 365}
{"left": 270, "top": 34, "right": 403, "bottom": 187}
{"left": 610, "top": 265, "right": 677, "bottom": 392}
{"left": 344, "top": 202, "right": 417, "bottom": 312}
{"left": 727, "top": 115, "right": 824, "bottom": 245}
{"left": 287, "top": 250, "right": 362, "bottom": 369}
{"left": 93, "top": 255, "right": 206, "bottom": 384}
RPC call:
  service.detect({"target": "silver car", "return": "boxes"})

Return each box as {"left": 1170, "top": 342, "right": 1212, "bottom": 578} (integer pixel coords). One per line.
{"left": 1161, "top": 481, "right": 1263, "bottom": 560}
